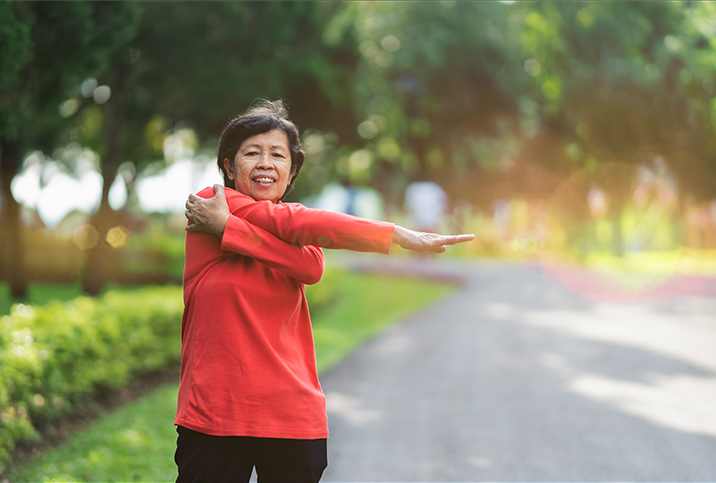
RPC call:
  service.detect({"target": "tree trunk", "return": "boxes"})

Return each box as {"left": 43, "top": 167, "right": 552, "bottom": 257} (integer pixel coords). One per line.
{"left": 81, "top": 68, "right": 127, "bottom": 295}
{"left": 0, "top": 140, "right": 29, "bottom": 299}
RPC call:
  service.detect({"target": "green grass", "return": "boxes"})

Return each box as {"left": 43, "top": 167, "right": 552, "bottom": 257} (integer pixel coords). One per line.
{"left": 0, "top": 283, "right": 84, "bottom": 317}
{"left": 0, "top": 282, "right": 172, "bottom": 317}
{"left": 604, "top": 249, "right": 716, "bottom": 277}
{"left": 8, "top": 384, "right": 180, "bottom": 483}
{"left": 7, "top": 271, "right": 457, "bottom": 482}
{"left": 312, "top": 272, "right": 457, "bottom": 373}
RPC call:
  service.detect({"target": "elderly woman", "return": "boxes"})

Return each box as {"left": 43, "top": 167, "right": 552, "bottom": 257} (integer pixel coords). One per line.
{"left": 177, "top": 101, "right": 472, "bottom": 483}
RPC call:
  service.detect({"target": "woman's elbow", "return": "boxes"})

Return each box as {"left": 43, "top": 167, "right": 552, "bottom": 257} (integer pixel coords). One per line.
{"left": 303, "top": 264, "right": 324, "bottom": 285}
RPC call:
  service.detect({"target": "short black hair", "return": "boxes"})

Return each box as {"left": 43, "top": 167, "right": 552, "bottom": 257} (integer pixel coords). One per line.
{"left": 217, "top": 99, "right": 304, "bottom": 200}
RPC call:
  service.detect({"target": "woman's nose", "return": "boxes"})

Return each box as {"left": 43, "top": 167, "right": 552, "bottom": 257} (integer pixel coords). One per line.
{"left": 257, "top": 153, "right": 272, "bottom": 167}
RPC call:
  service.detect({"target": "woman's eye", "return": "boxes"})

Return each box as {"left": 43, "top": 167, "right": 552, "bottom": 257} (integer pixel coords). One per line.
{"left": 272, "top": 153, "right": 285, "bottom": 158}
{"left": 245, "top": 151, "right": 259, "bottom": 156}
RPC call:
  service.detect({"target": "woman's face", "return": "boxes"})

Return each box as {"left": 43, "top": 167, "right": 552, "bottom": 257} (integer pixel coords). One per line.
{"left": 224, "top": 129, "right": 295, "bottom": 203}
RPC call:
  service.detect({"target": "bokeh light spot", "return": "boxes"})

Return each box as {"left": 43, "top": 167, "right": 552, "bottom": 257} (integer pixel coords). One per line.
{"left": 106, "top": 225, "right": 130, "bottom": 249}
{"left": 58, "top": 99, "right": 79, "bottom": 118}
{"left": 80, "top": 78, "right": 98, "bottom": 97}
{"left": 524, "top": 59, "right": 541, "bottom": 77}
{"left": 72, "top": 224, "right": 100, "bottom": 251}
{"left": 381, "top": 35, "right": 401, "bottom": 52}
{"left": 664, "top": 35, "right": 680, "bottom": 52}
{"left": 588, "top": 188, "right": 608, "bottom": 216}
{"left": 358, "top": 120, "right": 379, "bottom": 139}
{"left": 576, "top": 8, "right": 594, "bottom": 28}
{"left": 93, "top": 85, "right": 112, "bottom": 104}
{"left": 645, "top": 63, "right": 660, "bottom": 80}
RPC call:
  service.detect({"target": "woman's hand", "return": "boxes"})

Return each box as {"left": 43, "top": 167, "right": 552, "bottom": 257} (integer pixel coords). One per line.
{"left": 185, "top": 184, "right": 231, "bottom": 236}
{"left": 392, "top": 225, "right": 475, "bottom": 253}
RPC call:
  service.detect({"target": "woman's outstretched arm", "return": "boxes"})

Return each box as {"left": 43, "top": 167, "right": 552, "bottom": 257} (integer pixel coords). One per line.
{"left": 185, "top": 185, "right": 474, "bottom": 254}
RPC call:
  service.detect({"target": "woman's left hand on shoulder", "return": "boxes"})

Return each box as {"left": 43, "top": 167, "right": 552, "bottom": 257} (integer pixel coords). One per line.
{"left": 185, "top": 184, "right": 231, "bottom": 236}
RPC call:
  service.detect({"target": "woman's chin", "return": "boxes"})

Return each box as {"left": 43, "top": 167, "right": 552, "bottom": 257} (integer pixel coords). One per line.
{"left": 249, "top": 190, "right": 281, "bottom": 203}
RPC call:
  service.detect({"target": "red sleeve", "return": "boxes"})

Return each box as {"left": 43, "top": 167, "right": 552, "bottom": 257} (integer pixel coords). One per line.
{"left": 203, "top": 187, "right": 395, "bottom": 254}
{"left": 220, "top": 214, "right": 324, "bottom": 285}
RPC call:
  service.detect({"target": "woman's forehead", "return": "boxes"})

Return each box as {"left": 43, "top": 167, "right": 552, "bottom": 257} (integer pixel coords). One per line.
{"left": 239, "top": 129, "right": 289, "bottom": 151}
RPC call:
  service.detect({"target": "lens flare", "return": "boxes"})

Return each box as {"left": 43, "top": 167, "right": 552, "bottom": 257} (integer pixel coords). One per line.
{"left": 72, "top": 224, "right": 100, "bottom": 251}
{"left": 540, "top": 161, "right": 683, "bottom": 303}
{"left": 106, "top": 225, "right": 130, "bottom": 249}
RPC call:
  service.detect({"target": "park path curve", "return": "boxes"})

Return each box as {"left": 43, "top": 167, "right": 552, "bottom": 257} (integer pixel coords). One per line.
{"left": 319, "top": 254, "right": 716, "bottom": 482}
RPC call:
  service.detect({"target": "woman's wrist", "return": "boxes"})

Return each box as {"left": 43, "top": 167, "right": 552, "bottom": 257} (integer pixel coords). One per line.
{"left": 391, "top": 225, "right": 406, "bottom": 246}
{"left": 215, "top": 213, "right": 229, "bottom": 237}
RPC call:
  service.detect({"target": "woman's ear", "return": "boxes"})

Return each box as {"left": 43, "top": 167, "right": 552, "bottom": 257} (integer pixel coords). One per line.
{"left": 223, "top": 158, "right": 234, "bottom": 180}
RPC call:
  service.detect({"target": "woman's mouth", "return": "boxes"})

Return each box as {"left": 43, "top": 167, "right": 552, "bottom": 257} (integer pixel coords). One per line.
{"left": 252, "top": 176, "right": 276, "bottom": 186}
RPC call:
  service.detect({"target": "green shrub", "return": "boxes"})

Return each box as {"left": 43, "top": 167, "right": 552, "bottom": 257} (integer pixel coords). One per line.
{"left": 126, "top": 230, "right": 186, "bottom": 283}
{"left": 0, "top": 267, "right": 344, "bottom": 474}
{"left": 304, "top": 266, "right": 340, "bottom": 317}
{"left": 0, "top": 286, "right": 183, "bottom": 473}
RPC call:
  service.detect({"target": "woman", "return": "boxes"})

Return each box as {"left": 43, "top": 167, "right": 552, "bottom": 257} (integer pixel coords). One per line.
{"left": 178, "top": 100, "right": 473, "bottom": 483}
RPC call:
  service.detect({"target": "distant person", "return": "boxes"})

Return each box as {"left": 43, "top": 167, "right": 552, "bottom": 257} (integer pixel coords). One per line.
{"left": 314, "top": 179, "right": 386, "bottom": 220}
{"left": 404, "top": 179, "right": 449, "bottom": 233}
{"left": 178, "top": 100, "right": 474, "bottom": 483}
{"left": 340, "top": 178, "right": 359, "bottom": 216}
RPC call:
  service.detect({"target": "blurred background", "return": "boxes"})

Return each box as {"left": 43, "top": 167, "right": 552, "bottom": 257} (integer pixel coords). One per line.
{"left": 3, "top": 2, "right": 716, "bottom": 480}
{"left": 2, "top": 0, "right": 716, "bottom": 297}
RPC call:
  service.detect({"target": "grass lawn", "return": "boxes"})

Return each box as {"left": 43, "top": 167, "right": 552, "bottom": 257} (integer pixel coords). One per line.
{"left": 0, "top": 282, "right": 165, "bottom": 317}
{"left": 7, "top": 271, "right": 458, "bottom": 482}
{"left": 583, "top": 248, "right": 716, "bottom": 278}
{"left": 0, "top": 283, "right": 85, "bottom": 316}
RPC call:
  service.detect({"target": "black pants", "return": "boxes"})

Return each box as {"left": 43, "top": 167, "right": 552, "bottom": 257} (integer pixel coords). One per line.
{"left": 175, "top": 426, "right": 327, "bottom": 483}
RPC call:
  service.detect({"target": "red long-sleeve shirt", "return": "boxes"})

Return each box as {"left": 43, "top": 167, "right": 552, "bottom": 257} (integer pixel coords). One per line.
{"left": 175, "top": 187, "right": 395, "bottom": 439}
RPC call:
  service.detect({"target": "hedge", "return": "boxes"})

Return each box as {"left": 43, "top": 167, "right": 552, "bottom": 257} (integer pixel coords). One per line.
{"left": 0, "top": 286, "right": 184, "bottom": 473}
{"left": 0, "top": 266, "right": 343, "bottom": 473}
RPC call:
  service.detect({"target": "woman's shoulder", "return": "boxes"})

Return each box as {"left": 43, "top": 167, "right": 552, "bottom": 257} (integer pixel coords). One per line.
{"left": 195, "top": 185, "right": 257, "bottom": 209}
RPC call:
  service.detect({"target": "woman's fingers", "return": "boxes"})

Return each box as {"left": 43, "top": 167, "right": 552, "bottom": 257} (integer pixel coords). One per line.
{"left": 442, "top": 234, "right": 475, "bottom": 246}
{"left": 183, "top": 187, "right": 230, "bottom": 236}
{"left": 393, "top": 225, "right": 475, "bottom": 253}
{"left": 213, "top": 184, "right": 227, "bottom": 200}
{"left": 422, "top": 233, "right": 474, "bottom": 249}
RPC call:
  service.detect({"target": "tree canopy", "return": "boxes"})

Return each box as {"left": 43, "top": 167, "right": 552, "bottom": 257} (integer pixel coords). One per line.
{"left": 3, "top": 1, "right": 716, "bottom": 295}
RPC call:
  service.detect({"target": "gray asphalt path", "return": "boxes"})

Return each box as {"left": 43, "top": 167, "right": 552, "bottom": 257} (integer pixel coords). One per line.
{"left": 319, "top": 255, "right": 716, "bottom": 482}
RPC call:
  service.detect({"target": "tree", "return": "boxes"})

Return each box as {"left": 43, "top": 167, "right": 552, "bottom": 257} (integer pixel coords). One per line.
{"left": 72, "top": 2, "right": 360, "bottom": 293}
{"left": 0, "top": 2, "right": 140, "bottom": 298}
{"left": 512, "top": 2, "right": 714, "bottom": 254}
{"left": 340, "top": 2, "right": 524, "bottom": 204}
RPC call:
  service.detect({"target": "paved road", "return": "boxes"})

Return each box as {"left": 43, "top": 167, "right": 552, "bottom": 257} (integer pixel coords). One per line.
{"left": 319, "top": 255, "right": 716, "bottom": 482}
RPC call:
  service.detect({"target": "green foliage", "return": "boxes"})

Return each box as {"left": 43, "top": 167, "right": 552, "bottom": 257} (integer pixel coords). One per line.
{"left": 0, "top": 2, "right": 141, "bottom": 149}
{"left": 0, "top": 283, "right": 84, "bottom": 317}
{"left": 0, "top": 3, "right": 31, "bottom": 140}
{"left": 0, "top": 285, "right": 183, "bottom": 473}
{"left": 6, "top": 2, "right": 716, "bottom": 279}
{"left": 126, "top": 229, "right": 186, "bottom": 283}
{"left": 302, "top": 265, "right": 340, "bottom": 317}
{"left": 1, "top": 2, "right": 142, "bottom": 301}
{"left": 345, "top": 1, "right": 523, "bottom": 184}
{"left": 8, "top": 383, "right": 180, "bottom": 483}
{"left": 7, "top": 271, "right": 456, "bottom": 481}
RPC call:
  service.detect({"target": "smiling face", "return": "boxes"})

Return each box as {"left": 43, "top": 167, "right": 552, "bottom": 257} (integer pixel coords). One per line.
{"left": 223, "top": 129, "right": 295, "bottom": 203}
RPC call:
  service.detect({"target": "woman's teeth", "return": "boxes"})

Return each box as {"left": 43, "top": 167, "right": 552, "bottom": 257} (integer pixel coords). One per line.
{"left": 254, "top": 177, "right": 275, "bottom": 183}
